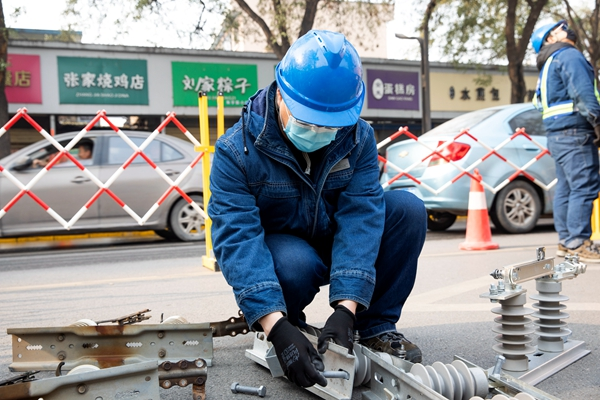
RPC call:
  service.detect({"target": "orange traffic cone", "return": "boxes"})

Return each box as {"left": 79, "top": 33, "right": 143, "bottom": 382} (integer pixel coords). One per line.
{"left": 459, "top": 169, "right": 499, "bottom": 251}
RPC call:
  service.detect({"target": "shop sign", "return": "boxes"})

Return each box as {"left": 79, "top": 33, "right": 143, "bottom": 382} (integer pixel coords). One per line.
{"left": 172, "top": 62, "right": 257, "bottom": 107}
{"left": 58, "top": 57, "right": 149, "bottom": 105}
{"left": 367, "top": 69, "right": 419, "bottom": 110}
{"left": 6, "top": 54, "right": 42, "bottom": 104}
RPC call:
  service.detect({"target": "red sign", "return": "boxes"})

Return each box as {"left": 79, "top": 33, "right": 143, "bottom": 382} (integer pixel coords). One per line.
{"left": 6, "top": 54, "right": 42, "bottom": 104}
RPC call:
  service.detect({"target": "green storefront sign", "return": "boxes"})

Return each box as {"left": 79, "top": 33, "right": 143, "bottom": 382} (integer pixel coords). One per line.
{"left": 58, "top": 57, "right": 149, "bottom": 105}
{"left": 172, "top": 62, "right": 258, "bottom": 107}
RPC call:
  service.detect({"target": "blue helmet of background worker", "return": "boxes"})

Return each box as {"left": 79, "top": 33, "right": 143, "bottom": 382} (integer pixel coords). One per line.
{"left": 275, "top": 30, "right": 365, "bottom": 128}
{"left": 531, "top": 20, "right": 567, "bottom": 53}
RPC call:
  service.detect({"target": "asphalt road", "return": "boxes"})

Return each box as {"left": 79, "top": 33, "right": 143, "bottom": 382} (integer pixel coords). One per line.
{"left": 1, "top": 220, "right": 598, "bottom": 399}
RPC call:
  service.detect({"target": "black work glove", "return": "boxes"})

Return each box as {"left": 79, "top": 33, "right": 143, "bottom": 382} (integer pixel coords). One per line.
{"left": 317, "top": 304, "right": 356, "bottom": 355}
{"left": 594, "top": 125, "right": 600, "bottom": 147}
{"left": 267, "top": 317, "right": 327, "bottom": 388}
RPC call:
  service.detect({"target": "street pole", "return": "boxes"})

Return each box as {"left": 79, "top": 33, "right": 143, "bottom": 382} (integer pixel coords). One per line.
{"left": 395, "top": 33, "right": 431, "bottom": 134}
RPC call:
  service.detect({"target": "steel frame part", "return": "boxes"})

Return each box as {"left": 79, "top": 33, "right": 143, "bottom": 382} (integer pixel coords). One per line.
{"left": 8, "top": 312, "right": 248, "bottom": 371}
{"left": 0, "top": 358, "right": 208, "bottom": 400}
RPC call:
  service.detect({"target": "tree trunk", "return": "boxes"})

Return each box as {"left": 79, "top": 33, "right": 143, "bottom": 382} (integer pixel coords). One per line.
{"left": 505, "top": 0, "right": 548, "bottom": 103}
{"left": 0, "top": 0, "right": 11, "bottom": 158}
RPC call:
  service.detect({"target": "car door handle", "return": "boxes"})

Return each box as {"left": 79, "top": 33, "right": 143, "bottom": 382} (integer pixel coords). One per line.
{"left": 71, "top": 176, "right": 91, "bottom": 184}
{"left": 165, "top": 169, "right": 181, "bottom": 177}
{"left": 522, "top": 145, "right": 540, "bottom": 152}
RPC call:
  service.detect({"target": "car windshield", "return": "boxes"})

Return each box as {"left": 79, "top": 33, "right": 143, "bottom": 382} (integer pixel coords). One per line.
{"left": 424, "top": 109, "right": 499, "bottom": 137}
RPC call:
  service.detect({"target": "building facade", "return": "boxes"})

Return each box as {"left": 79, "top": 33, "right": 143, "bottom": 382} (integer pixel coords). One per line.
{"left": 6, "top": 39, "right": 539, "bottom": 150}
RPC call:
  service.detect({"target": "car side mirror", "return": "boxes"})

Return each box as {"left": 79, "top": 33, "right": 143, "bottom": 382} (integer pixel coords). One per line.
{"left": 12, "top": 156, "right": 33, "bottom": 171}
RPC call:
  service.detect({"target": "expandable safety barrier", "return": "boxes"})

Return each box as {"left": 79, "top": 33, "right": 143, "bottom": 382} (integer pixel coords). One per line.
{"left": 378, "top": 126, "right": 557, "bottom": 195}
{"left": 0, "top": 108, "right": 207, "bottom": 229}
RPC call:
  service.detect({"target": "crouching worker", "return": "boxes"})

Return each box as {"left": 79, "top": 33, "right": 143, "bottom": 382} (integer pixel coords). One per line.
{"left": 208, "top": 30, "right": 427, "bottom": 388}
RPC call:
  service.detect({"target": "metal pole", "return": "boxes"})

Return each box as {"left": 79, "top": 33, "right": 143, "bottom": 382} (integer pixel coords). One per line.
{"left": 421, "top": 29, "right": 431, "bottom": 133}
{"left": 395, "top": 33, "right": 431, "bottom": 134}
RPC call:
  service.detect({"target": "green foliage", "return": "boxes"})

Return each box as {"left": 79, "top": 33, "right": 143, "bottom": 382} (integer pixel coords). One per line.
{"left": 431, "top": 0, "right": 538, "bottom": 64}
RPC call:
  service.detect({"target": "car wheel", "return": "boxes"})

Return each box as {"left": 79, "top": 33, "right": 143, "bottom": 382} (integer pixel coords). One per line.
{"left": 490, "top": 181, "right": 541, "bottom": 234}
{"left": 169, "top": 195, "right": 205, "bottom": 241}
{"left": 427, "top": 211, "right": 457, "bottom": 231}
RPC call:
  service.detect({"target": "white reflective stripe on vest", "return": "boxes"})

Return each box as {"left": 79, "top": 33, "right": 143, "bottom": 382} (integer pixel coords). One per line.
{"left": 539, "top": 54, "right": 574, "bottom": 119}
{"left": 539, "top": 50, "right": 600, "bottom": 120}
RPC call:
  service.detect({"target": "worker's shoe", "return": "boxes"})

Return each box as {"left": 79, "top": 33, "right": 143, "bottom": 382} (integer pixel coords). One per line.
{"left": 556, "top": 243, "right": 568, "bottom": 257}
{"left": 566, "top": 240, "right": 600, "bottom": 263}
{"left": 361, "top": 331, "right": 422, "bottom": 363}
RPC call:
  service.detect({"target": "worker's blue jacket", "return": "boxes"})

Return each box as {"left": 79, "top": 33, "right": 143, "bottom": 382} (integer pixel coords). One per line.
{"left": 535, "top": 43, "right": 600, "bottom": 133}
{"left": 208, "top": 82, "right": 385, "bottom": 330}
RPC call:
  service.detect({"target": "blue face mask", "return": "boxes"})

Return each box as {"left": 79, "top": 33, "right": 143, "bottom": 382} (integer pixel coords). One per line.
{"left": 279, "top": 101, "right": 339, "bottom": 153}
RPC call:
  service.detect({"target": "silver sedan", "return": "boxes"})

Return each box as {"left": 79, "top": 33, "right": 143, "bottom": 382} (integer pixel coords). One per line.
{"left": 380, "top": 103, "right": 556, "bottom": 233}
{"left": 0, "top": 130, "right": 206, "bottom": 241}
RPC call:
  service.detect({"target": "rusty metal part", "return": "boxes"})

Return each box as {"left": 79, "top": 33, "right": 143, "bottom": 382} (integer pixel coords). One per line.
{"left": 0, "top": 359, "right": 207, "bottom": 400}
{"left": 9, "top": 322, "right": 215, "bottom": 371}
{"left": 0, "top": 361, "right": 159, "bottom": 400}
{"left": 210, "top": 309, "right": 249, "bottom": 337}
{"left": 9, "top": 312, "right": 249, "bottom": 372}
{"left": 95, "top": 308, "right": 152, "bottom": 325}
{"left": 159, "top": 358, "right": 207, "bottom": 400}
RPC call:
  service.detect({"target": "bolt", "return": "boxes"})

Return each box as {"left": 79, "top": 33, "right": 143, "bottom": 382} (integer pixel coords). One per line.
{"left": 322, "top": 370, "right": 350, "bottom": 380}
{"left": 158, "top": 349, "right": 166, "bottom": 358}
{"left": 498, "top": 280, "right": 505, "bottom": 292}
{"left": 57, "top": 351, "right": 66, "bottom": 361}
{"left": 77, "top": 384, "right": 87, "bottom": 394}
{"left": 490, "top": 269, "right": 503, "bottom": 279}
{"left": 162, "top": 380, "right": 172, "bottom": 389}
{"left": 492, "top": 355, "right": 506, "bottom": 376}
{"left": 57, "top": 334, "right": 65, "bottom": 342}
{"left": 162, "top": 361, "right": 172, "bottom": 370}
{"left": 231, "top": 382, "right": 266, "bottom": 397}
{"left": 489, "top": 283, "right": 498, "bottom": 295}
{"left": 179, "top": 379, "right": 188, "bottom": 387}
{"left": 195, "top": 359, "right": 205, "bottom": 368}
{"left": 178, "top": 360, "right": 189, "bottom": 369}
{"left": 157, "top": 331, "right": 165, "bottom": 339}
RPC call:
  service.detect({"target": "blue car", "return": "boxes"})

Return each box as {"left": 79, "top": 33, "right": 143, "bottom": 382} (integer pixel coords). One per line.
{"left": 380, "top": 103, "right": 556, "bottom": 233}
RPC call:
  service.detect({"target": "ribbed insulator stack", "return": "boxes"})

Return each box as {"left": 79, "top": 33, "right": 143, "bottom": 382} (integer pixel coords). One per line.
{"left": 470, "top": 392, "right": 535, "bottom": 399}
{"left": 530, "top": 280, "right": 570, "bottom": 352}
{"left": 407, "top": 360, "right": 488, "bottom": 400}
{"left": 491, "top": 293, "right": 535, "bottom": 372}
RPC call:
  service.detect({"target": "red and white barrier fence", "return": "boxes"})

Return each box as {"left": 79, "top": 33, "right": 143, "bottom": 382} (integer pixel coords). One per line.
{"left": 0, "top": 109, "right": 557, "bottom": 232}
{"left": 0, "top": 108, "right": 207, "bottom": 230}
{"left": 378, "top": 126, "right": 557, "bottom": 195}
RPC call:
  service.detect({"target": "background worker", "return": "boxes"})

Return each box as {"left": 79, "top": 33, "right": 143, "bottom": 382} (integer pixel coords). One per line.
{"left": 531, "top": 20, "right": 600, "bottom": 263}
{"left": 208, "top": 30, "right": 427, "bottom": 388}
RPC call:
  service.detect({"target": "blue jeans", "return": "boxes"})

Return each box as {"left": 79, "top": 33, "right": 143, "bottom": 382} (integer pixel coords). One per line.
{"left": 264, "top": 190, "right": 427, "bottom": 340}
{"left": 547, "top": 128, "right": 600, "bottom": 249}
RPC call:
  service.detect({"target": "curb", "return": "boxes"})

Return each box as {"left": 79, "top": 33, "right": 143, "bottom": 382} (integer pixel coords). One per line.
{"left": 0, "top": 231, "right": 158, "bottom": 244}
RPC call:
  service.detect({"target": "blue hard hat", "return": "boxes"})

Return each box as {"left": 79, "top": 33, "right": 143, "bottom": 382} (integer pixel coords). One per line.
{"left": 275, "top": 30, "right": 365, "bottom": 127}
{"left": 531, "top": 20, "right": 566, "bottom": 53}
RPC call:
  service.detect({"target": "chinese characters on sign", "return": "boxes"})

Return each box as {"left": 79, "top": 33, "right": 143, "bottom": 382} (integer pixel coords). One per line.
{"left": 172, "top": 62, "right": 258, "bottom": 107}
{"left": 6, "top": 54, "right": 42, "bottom": 104}
{"left": 367, "top": 69, "right": 419, "bottom": 111}
{"left": 449, "top": 86, "right": 500, "bottom": 101}
{"left": 58, "top": 57, "right": 149, "bottom": 105}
